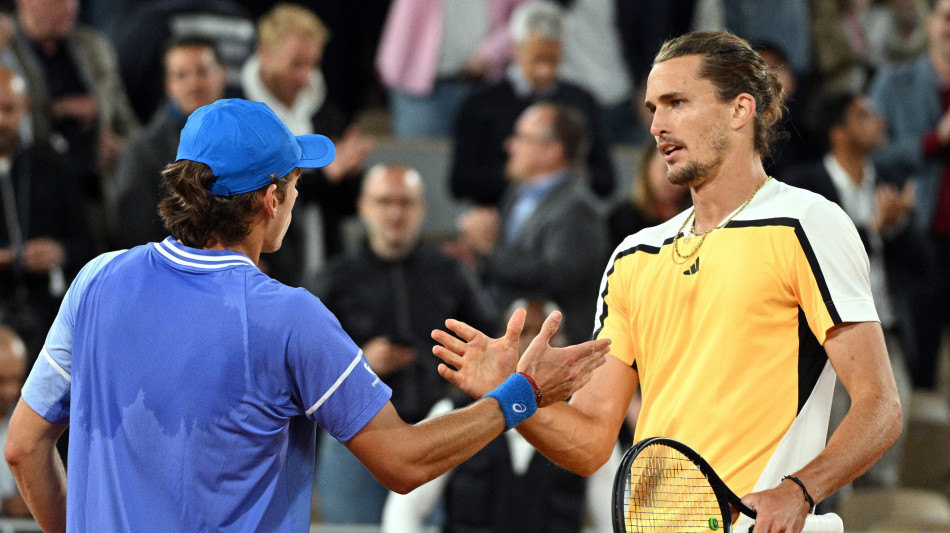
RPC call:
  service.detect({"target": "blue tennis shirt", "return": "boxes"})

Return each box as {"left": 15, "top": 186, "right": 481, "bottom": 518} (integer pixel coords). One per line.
{"left": 22, "top": 238, "right": 392, "bottom": 532}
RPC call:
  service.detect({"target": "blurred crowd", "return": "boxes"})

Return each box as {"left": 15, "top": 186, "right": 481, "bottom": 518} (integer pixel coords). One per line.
{"left": 0, "top": 0, "right": 947, "bottom": 530}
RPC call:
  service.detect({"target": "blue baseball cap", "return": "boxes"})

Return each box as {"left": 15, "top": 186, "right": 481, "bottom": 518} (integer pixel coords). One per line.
{"left": 176, "top": 99, "right": 336, "bottom": 196}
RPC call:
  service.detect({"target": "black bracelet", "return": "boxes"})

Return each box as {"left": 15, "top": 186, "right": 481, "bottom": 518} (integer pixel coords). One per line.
{"left": 782, "top": 475, "right": 815, "bottom": 513}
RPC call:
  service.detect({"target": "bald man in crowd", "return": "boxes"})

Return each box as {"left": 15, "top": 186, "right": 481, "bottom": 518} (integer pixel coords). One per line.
{"left": 310, "top": 164, "right": 497, "bottom": 523}
{"left": 0, "top": 66, "right": 93, "bottom": 361}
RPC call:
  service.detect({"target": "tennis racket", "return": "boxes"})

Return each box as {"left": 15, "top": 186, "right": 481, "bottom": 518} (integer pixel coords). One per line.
{"left": 612, "top": 437, "right": 843, "bottom": 533}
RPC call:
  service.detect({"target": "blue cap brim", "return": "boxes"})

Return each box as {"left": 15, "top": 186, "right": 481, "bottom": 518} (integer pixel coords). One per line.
{"left": 297, "top": 134, "right": 336, "bottom": 168}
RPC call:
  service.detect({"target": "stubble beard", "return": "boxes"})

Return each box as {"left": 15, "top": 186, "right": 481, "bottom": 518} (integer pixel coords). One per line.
{"left": 666, "top": 131, "right": 729, "bottom": 188}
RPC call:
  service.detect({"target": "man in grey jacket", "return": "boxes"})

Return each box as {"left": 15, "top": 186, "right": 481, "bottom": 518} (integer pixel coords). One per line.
{"left": 111, "top": 36, "right": 227, "bottom": 248}
{"left": 457, "top": 102, "right": 608, "bottom": 344}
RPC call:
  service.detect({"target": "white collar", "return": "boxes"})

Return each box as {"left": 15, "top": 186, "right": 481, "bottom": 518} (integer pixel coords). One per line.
{"left": 822, "top": 152, "right": 877, "bottom": 195}
{"left": 240, "top": 55, "right": 327, "bottom": 135}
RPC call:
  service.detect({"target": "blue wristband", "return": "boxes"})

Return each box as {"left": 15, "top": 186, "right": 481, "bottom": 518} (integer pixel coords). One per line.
{"left": 485, "top": 373, "right": 538, "bottom": 430}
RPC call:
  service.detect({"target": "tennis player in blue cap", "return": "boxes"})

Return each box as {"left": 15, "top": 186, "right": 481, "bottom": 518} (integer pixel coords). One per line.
{"left": 4, "top": 99, "right": 609, "bottom": 532}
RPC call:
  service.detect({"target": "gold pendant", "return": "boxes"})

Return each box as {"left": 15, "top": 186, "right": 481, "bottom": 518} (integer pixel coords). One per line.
{"left": 683, "top": 235, "right": 691, "bottom": 244}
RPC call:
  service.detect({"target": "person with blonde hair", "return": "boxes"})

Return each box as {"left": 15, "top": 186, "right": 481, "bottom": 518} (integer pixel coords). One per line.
{"left": 240, "top": 3, "right": 372, "bottom": 284}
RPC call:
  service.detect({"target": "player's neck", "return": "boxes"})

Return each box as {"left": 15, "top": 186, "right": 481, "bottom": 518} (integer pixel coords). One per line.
{"left": 689, "top": 158, "right": 768, "bottom": 234}
{"left": 203, "top": 238, "right": 261, "bottom": 266}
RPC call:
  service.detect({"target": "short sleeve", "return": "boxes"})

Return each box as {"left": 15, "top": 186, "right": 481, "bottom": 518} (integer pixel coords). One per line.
{"left": 21, "top": 251, "right": 125, "bottom": 424}
{"left": 594, "top": 249, "right": 637, "bottom": 368}
{"left": 793, "top": 201, "right": 879, "bottom": 343}
{"left": 283, "top": 293, "right": 392, "bottom": 442}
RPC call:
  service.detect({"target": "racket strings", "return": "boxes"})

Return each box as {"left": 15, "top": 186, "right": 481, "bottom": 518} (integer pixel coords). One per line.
{"left": 622, "top": 445, "right": 723, "bottom": 532}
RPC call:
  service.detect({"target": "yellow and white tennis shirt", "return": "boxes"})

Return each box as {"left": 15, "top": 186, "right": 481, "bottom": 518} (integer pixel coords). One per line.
{"left": 595, "top": 178, "right": 878, "bottom": 499}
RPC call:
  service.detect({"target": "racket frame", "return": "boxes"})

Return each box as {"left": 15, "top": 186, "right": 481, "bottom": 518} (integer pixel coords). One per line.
{"left": 612, "top": 436, "right": 755, "bottom": 533}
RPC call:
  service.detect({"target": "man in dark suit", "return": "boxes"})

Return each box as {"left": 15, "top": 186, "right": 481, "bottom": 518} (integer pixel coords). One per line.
{"left": 449, "top": 1, "right": 614, "bottom": 207}
{"left": 311, "top": 163, "right": 498, "bottom": 524}
{"left": 781, "top": 90, "right": 919, "bottom": 487}
{"left": 457, "top": 102, "right": 607, "bottom": 344}
{"left": 112, "top": 36, "right": 228, "bottom": 249}
{"left": 0, "top": 66, "right": 93, "bottom": 364}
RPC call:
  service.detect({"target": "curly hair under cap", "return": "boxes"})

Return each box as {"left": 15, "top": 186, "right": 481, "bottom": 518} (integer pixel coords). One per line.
{"left": 158, "top": 160, "right": 293, "bottom": 248}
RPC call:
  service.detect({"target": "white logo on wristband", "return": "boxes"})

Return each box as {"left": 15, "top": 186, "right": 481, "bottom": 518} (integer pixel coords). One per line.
{"left": 512, "top": 402, "right": 527, "bottom": 414}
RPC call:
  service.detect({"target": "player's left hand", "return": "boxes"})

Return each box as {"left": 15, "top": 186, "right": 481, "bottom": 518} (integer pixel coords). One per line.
{"left": 741, "top": 479, "right": 811, "bottom": 533}
{"left": 432, "top": 308, "right": 525, "bottom": 399}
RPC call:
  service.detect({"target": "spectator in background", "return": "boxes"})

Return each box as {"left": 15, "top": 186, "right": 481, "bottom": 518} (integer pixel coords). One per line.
{"left": 450, "top": 1, "right": 614, "bottom": 207}
{"left": 0, "top": 325, "right": 28, "bottom": 519}
{"left": 376, "top": 0, "right": 528, "bottom": 138}
{"left": 810, "top": 0, "right": 873, "bottom": 93}
{"left": 381, "top": 298, "right": 618, "bottom": 533}
{"left": 617, "top": 0, "right": 695, "bottom": 96}
{"left": 5, "top": 0, "right": 139, "bottom": 248}
{"left": 607, "top": 145, "right": 690, "bottom": 248}
{"left": 112, "top": 36, "right": 227, "bottom": 249}
{"left": 456, "top": 103, "right": 607, "bottom": 344}
{"left": 0, "top": 66, "right": 93, "bottom": 364}
{"left": 691, "top": 0, "right": 812, "bottom": 76}
{"left": 754, "top": 41, "right": 821, "bottom": 177}
{"left": 111, "top": 0, "right": 255, "bottom": 124}
{"left": 868, "top": 0, "right": 950, "bottom": 390}
{"left": 863, "top": 0, "right": 928, "bottom": 70}
{"left": 312, "top": 164, "right": 497, "bottom": 524}
{"left": 308, "top": 2, "right": 392, "bottom": 125}
{"left": 240, "top": 3, "right": 373, "bottom": 286}
{"left": 558, "top": 0, "right": 639, "bottom": 145}
{"left": 781, "top": 89, "right": 918, "bottom": 488}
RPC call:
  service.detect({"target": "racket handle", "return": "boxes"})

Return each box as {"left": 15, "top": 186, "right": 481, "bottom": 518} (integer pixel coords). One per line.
{"left": 802, "top": 512, "right": 843, "bottom": 533}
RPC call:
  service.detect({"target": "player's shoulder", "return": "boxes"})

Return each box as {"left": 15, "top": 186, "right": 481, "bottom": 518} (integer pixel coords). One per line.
{"left": 247, "top": 271, "right": 317, "bottom": 305}
{"left": 611, "top": 209, "right": 689, "bottom": 259}
{"left": 745, "top": 178, "right": 849, "bottom": 225}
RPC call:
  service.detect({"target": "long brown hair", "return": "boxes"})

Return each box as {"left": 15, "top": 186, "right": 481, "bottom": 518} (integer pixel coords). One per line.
{"left": 158, "top": 160, "right": 292, "bottom": 248}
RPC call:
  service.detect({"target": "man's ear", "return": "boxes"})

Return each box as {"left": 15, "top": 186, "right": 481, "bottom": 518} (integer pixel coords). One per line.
{"left": 262, "top": 184, "right": 279, "bottom": 219}
{"left": 732, "top": 93, "right": 757, "bottom": 132}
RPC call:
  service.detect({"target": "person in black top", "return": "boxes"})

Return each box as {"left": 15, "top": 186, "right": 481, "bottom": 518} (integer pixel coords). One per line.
{"left": 0, "top": 67, "right": 93, "bottom": 364}
{"left": 607, "top": 144, "right": 690, "bottom": 248}
{"left": 311, "top": 163, "right": 497, "bottom": 524}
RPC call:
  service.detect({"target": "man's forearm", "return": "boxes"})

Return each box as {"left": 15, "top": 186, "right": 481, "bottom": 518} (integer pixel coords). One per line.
{"left": 517, "top": 357, "right": 638, "bottom": 476}
{"left": 793, "top": 387, "right": 902, "bottom": 505}
{"left": 10, "top": 445, "right": 67, "bottom": 532}
{"left": 6, "top": 399, "right": 68, "bottom": 533}
{"left": 516, "top": 402, "right": 622, "bottom": 476}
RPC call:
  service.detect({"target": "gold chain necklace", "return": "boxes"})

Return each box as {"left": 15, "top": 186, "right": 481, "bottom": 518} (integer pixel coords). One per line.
{"left": 671, "top": 176, "right": 771, "bottom": 264}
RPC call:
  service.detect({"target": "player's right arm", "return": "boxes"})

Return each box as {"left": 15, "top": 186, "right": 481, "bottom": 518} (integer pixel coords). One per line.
{"left": 432, "top": 328, "right": 636, "bottom": 476}
{"left": 4, "top": 251, "right": 123, "bottom": 533}
{"left": 516, "top": 357, "right": 638, "bottom": 476}
{"left": 344, "top": 309, "right": 610, "bottom": 494}
{"left": 5, "top": 399, "right": 67, "bottom": 533}
{"left": 433, "top": 245, "right": 638, "bottom": 476}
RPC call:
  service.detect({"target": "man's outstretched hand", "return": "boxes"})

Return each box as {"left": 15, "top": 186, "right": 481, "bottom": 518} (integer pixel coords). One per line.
{"left": 432, "top": 309, "right": 610, "bottom": 407}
